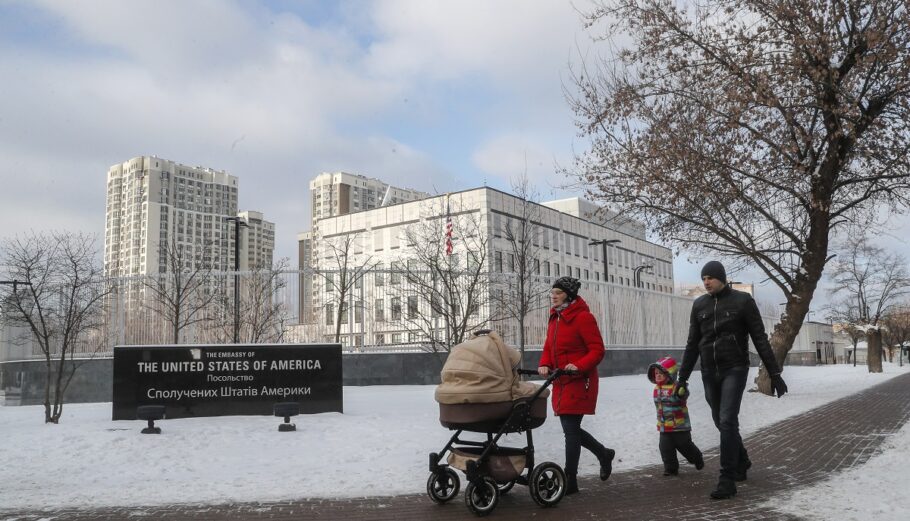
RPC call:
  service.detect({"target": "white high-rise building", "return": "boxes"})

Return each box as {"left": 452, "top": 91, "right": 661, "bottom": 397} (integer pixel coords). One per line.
{"left": 238, "top": 210, "right": 275, "bottom": 270}
{"left": 104, "top": 156, "right": 272, "bottom": 277}
{"left": 298, "top": 172, "right": 429, "bottom": 322}
{"left": 301, "top": 187, "right": 677, "bottom": 346}
{"left": 308, "top": 171, "right": 429, "bottom": 224}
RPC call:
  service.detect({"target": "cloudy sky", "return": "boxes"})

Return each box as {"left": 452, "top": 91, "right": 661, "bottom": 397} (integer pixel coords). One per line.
{"left": 1, "top": 0, "right": 906, "bottom": 312}
{"left": 0, "top": 1, "right": 591, "bottom": 251}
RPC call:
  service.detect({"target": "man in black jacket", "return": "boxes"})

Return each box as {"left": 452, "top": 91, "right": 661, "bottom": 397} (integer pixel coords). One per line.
{"left": 676, "top": 261, "right": 788, "bottom": 500}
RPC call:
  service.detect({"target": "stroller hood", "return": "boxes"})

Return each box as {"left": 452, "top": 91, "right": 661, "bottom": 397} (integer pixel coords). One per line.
{"left": 435, "top": 331, "right": 548, "bottom": 405}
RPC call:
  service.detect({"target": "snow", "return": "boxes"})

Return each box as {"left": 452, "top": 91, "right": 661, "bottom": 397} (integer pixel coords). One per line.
{"left": 1, "top": 364, "right": 908, "bottom": 512}
{"left": 771, "top": 415, "right": 910, "bottom": 521}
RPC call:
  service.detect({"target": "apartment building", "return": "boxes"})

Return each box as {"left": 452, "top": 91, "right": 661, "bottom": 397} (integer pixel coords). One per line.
{"left": 104, "top": 156, "right": 272, "bottom": 277}
{"left": 298, "top": 172, "right": 429, "bottom": 322}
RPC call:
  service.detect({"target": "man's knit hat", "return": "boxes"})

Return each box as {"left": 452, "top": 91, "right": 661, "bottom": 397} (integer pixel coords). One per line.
{"left": 552, "top": 276, "right": 581, "bottom": 301}
{"left": 700, "top": 261, "right": 727, "bottom": 283}
{"left": 647, "top": 356, "right": 679, "bottom": 383}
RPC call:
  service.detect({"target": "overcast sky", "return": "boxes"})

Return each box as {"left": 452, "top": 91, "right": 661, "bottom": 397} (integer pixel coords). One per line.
{"left": 1, "top": 0, "right": 907, "bottom": 313}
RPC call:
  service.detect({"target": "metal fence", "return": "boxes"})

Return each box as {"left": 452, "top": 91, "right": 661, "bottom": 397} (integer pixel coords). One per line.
{"left": 2, "top": 269, "right": 698, "bottom": 360}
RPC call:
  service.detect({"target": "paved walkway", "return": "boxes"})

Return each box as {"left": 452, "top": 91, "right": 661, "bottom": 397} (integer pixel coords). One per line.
{"left": 5, "top": 372, "right": 910, "bottom": 521}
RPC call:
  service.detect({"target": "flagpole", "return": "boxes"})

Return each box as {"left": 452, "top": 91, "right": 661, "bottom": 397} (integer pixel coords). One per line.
{"left": 445, "top": 194, "right": 452, "bottom": 348}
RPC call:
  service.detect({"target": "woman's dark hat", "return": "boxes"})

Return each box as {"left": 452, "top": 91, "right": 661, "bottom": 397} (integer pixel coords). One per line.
{"left": 552, "top": 276, "right": 581, "bottom": 301}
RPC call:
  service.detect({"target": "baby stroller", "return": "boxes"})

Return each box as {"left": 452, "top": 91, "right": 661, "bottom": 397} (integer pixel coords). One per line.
{"left": 427, "top": 330, "right": 569, "bottom": 516}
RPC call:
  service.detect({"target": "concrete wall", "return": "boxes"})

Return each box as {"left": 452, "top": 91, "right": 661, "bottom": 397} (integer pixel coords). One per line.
{"left": 0, "top": 347, "right": 810, "bottom": 406}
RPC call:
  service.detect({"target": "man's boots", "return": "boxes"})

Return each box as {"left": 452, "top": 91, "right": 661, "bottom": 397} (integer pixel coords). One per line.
{"left": 709, "top": 478, "right": 737, "bottom": 500}
{"left": 734, "top": 458, "right": 752, "bottom": 481}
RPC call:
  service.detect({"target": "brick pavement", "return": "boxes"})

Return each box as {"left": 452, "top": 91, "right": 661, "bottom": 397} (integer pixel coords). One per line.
{"left": 4, "top": 372, "right": 909, "bottom": 521}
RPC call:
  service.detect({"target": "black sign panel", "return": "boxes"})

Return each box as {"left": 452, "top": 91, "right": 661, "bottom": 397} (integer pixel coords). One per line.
{"left": 112, "top": 344, "right": 342, "bottom": 420}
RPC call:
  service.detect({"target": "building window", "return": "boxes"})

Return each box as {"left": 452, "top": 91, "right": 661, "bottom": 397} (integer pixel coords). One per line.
{"left": 391, "top": 297, "right": 402, "bottom": 320}
{"left": 390, "top": 261, "right": 401, "bottom": 284}
{"left": 375, "top": 264, "right": 384, "bottom": 286}
{"left": 325, "top": 304, "right": 334, "bottom": 326}
{"left": 407, "top": 296, "right": 418, "bottom": 319}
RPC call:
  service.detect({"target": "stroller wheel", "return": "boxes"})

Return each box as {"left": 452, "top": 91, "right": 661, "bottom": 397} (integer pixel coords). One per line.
{"left": 427, "top": 468, "right": 460, "bottom": 504}
{"left": 529, "top": 462, "right": 567, "bottom": 507}
{"left": 497, "top": 479, "right": 516, "bottom": 495}
{"left": 464, "top": 476, "right": 499, "bottom": 516}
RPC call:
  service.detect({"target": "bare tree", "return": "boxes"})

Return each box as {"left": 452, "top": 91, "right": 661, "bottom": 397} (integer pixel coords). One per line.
{"left": 492, "top": 175, "right": 551, "bottom": 361}
{"left": 398, "top": 197, "right": 493, "bottom": 352}
{"left": 1, "top": 232, "right": 111, "bottom": 423}
{"left": 569, "top": 1, "right": 910, "bottom": 393}
{"left": 141, "top": 237, "right": 218, "bottom": 344}
{"left": 882, "top": 306, "right": 910, "bottom": 365}
{"left": 828, "top": 238, "right": 910, "bottom": 372}
{"left": 208, "top": 258, "right": 291, "bottom": 343}
{"left": 320, "top": 233, "right": 376, "bottom": 344}
{"left": 827, "top": 302, "right": 866, "bottom": 366}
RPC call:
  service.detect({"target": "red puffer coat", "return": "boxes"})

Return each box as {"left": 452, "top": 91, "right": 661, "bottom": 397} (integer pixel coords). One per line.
{"left": 538, "top": 296, "right": 605, "bottom": 415}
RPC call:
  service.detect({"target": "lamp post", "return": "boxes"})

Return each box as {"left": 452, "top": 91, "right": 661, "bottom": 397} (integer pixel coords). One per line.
{"left": 0, "top": 280, "right": 31, "bottom": 292}
{"left": 589, "top": 239, "right": 621, "bottom": 284}
{"left": 0, "top": 280, "right": 32, "bottom": 313}
{"left": 225, "top": 216, "right": 248, "bottom": 344}
{"left": 632, "top": 264, "right": 653, "bottom": 288}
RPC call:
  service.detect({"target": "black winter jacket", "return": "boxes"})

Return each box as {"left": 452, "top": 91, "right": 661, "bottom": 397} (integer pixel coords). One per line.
{"left": 678, "top": 285, "right": 781, "bottom": 381}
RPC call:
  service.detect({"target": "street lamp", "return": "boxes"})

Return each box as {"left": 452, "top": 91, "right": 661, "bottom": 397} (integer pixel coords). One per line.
{"left": 589, "top": 239, "right": 621, "bottom": 284}
{"left": 0, "top": 280, "right": 32, "bottom": 313}
{"left": 225, "top": 216, "right": 248, "bottom": 344}
{"left": 0, "top": 280, "right": 31, "bottom": 292}
{"left": 632, "top": 264, "right": 653, "bottom": 288}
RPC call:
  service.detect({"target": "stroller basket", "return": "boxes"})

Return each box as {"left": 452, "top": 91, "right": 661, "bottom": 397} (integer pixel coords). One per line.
{"left": 439, "top": 395, "right": 548, "bottom": 432}
{"left": 447, "top": 446, "right": 526, "bottom": 482}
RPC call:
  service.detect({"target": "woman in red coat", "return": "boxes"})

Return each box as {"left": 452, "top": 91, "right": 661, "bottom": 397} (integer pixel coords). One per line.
{"left": 538, "top": 276, "right": 615, "bottom": 495}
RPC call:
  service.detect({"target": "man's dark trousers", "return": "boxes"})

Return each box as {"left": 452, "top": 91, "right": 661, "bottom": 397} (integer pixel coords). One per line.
{"left": 702, "top": 366, "right": 749, "bottom": 480}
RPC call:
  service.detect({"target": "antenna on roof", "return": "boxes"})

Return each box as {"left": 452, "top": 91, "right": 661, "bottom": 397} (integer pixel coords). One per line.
{"left": 379, "top": 184, "right": 392, "bottom": 207}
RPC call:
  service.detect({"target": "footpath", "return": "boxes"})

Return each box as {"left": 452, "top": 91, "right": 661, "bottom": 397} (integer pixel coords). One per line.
{"left": 5, "top": 372, "right": 910, "bottom": 521}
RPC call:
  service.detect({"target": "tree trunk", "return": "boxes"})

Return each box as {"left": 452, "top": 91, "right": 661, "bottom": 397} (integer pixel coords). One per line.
{"left": 44, "top": 356, "right": 52, "bottom": 424}
{"left": 867, "top": 329, "right": 883, "bottom": 373}
{"left": 756, "top": 278, "right": 816, "bottom": 394}
{"left": 518, "top": 315, "right": 526, "bottom": 370}
{"left": 51, "top": 355, "right": 66, "bottom": 423}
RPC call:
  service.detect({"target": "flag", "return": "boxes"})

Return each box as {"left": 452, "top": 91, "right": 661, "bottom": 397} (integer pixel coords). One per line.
{"left": 445, "top": 198, "right": 453, "bottom": 256}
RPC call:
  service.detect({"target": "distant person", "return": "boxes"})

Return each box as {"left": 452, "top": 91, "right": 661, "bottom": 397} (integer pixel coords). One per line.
{"left": 675, "top": 261, "right": 788, "bottom": 500}
{"left": 647, "top": 356, "right": 703, "bottom": 476}
{"left": 538, "top": 276, "right": 615, "bottom": 495}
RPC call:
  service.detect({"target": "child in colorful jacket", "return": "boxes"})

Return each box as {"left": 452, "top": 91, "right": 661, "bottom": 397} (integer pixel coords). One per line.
{"left": 648, "top": 356, "right": 705, "bottom": 476}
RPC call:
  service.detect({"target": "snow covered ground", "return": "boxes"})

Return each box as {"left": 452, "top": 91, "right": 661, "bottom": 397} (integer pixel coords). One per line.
{"left": 1, "top": 364, "right": 907, "bottom": 512}
{"left": 771, "top": 407, "right": 910, "bottom": 521}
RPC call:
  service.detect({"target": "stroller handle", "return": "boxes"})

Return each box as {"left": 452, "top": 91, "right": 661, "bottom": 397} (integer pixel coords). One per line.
{"left": 517, "top": 368, "right": 581, "bottom": 378}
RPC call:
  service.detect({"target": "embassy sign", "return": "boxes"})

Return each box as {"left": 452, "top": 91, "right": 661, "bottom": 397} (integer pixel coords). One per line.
{"left": 112, "top": 344, "right": 342, "bottom": 420}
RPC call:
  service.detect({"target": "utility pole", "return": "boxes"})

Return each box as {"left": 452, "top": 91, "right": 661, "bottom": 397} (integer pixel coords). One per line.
{"left": 0, "top": 280, "right": 33, "bottom": 312}
{"left": 226, "top": 217, "right": 248, "bottom": 343}
{"left": 589, "top": 239, "right": 621, "bottom": 284}
{"left": 633, "top": 264, "right": 653, "bottom": 288}
{"left": 0, "top": 280, "right": 32, "bottom": 293}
